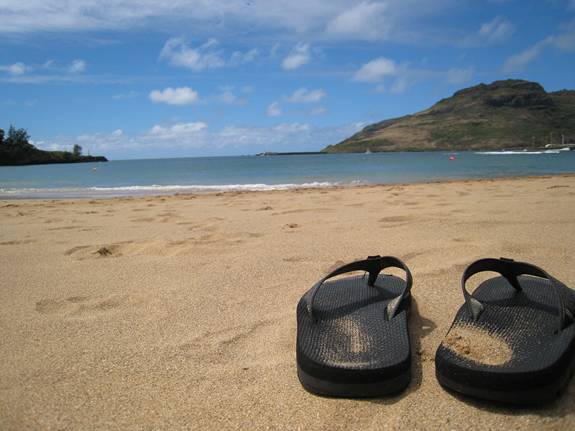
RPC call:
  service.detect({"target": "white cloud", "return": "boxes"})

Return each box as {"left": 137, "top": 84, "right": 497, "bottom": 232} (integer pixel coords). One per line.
{"left": 0, "top": 62, "right": 29, "bottom": 75}
{"left": 36, "top": 121, "right": 365, "bottom": 158}
{"left": 354, "top": 56, "right": 474, "bottom": 93}
{"left": 0, "top": 0, "right": 462, "bottom": 49}
{"left": 149, "top": 87, "right": 200, "bottom": 106}
{"left": 326, "top": 1, "right": 390, "bottom": 40}
{"left": 147, "top": 122, "right": 208, "bottom": 139}
{"left": 282, "top": 43, "right": 311, "bottom": 70}
{"left": 0, "top": 58, "right": 88, "bottom": 81}
{"left": 478, "top": 16, "right": 514, "bottom": 43}
{"left": 501, "top": 23, "right": 575, "bottom": 73}
{"left": 230, "top": 48, "right": 259, "bottom": 66}
{"left": 160, "top": 37, "right": 258, "bottom": 71}
{"left": 266, "top": 101, "right": 282, "bottom": 117}
{"left": 68, "top": 59, "right": 87, "bottom": 73}
{"left": 353, "top": 57, "right": 397, "bottom": 82}
{"left": 501, "top": 44, "right": 544, "bottom": 73}
{"left": 446, "top": 67, "right": 474, "bottom": 85}
{"left": 216, "top": 86, "right": 246, "bottom": 105}
{"left": 160, "top": 37, "right": 225, "bottom": 71}
{"left": 285, "top": 88, "right": 326, "bottom": 103}
{"left": 389, "top": 77, "right": 409, "bottom": 94}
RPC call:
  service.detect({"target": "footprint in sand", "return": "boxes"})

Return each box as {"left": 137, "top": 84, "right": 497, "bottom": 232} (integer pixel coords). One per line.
{"left": 35, "top": 294, "right": 141, "bottom": 317}
{"left": 0, "top": 239, "right": 36, "bottom": 246}
{"left": 66, "top": 232, "right": 262, "bottom": 259}
{"left": 65, "top": 244, "right": 123, "bottom": 259}
{"left": 176, "top": 317, "right": 290, "bottom": 368}
{"left": 378, "top": 215, "right": 414, "bottom": 223}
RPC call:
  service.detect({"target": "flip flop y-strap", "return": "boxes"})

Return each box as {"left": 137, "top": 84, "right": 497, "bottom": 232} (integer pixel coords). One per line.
{"left": 461, "top": 257, "right": 573, "bottom": 332}
{"left": 306, "top": 255, "right": 413, "bottom": 323}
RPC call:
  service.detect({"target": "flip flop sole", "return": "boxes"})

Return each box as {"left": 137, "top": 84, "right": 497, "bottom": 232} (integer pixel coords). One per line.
{"left": 298, "top": 364, "right": 411, "bottom": 398}
{"left": 436, "top": 354, "right": 575, "bottom": 405}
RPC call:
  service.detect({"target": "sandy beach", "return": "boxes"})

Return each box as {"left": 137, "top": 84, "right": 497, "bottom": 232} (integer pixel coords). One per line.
{"left": 1, "top": 174, "right": 575, "bottom": 430}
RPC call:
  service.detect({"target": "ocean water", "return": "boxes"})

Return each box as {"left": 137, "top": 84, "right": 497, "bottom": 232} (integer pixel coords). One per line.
{"left": 1, "top": 150, "right": 574, "bottom": 198}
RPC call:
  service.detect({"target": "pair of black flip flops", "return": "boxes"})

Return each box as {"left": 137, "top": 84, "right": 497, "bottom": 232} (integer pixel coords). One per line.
{"left": 296, "top": 256, "right": 575, "bottom": 404}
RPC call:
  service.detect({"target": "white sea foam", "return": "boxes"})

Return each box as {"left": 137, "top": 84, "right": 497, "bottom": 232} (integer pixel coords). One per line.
{"left": 476, "top": 149, "right": 564, "bottom": 155}
{"left": 0, "top": 181, "right": 356, "bottom": 198}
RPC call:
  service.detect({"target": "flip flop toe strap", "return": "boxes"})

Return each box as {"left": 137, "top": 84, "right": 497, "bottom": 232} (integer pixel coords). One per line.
{"left": 306, "top": 255, "right": 412, "bottom": 323}
{"left": 461, "top": 257, "right": 572, "bottom": 333}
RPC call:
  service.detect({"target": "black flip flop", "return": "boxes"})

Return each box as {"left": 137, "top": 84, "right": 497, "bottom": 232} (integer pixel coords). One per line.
{"left": 296, "top": 255, "right": 413, "bottom": 397}
{"left": 435, "top": 257, "right": 575, "bottom": 405}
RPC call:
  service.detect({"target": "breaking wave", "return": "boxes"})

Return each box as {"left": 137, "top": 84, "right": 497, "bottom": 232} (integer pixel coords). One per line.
{"left": 476, "top": 148, "right": 570, "bottom": 155}
{"left": 0, "top": 181, "right": 362, "bottom": 199}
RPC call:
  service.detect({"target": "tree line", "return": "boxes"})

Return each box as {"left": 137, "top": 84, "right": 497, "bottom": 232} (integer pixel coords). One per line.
{"left": 0, "top": 125, "right": 106, "bottom": 166}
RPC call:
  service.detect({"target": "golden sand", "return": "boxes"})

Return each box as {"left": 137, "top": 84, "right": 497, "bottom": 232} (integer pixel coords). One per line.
{"left": 1, "top": 175, "right": 575, "bottom": 430}
{"left": 443, "top": 324, "right": 512, "bottom": 366}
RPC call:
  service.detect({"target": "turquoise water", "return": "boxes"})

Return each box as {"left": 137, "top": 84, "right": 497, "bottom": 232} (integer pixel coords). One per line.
{"left": 1, "top": 150, "right": 574, "bottom": 198}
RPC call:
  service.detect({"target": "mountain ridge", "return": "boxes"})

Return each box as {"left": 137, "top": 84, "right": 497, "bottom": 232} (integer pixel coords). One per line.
{"left": 323, "top": 80, "right": 575, "bottom": 153}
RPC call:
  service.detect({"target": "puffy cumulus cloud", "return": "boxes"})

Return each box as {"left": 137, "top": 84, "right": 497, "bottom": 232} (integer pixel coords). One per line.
{"left": 160, "top": 37, "right": 258, "bottom": 71}
{"left": 353, "top": 57, "right": 413, "bottom": 94}
{"left": 285, "top": 87, "right": 326, "bottom": 103}
{"left": 35, "top": 121, "right": 365, "bottom": 158}
{"left": 146, "top": 122, "right": 208, "bottom": 139}
{"left": 353, "top": 57, "right": 397, "bottom": 82}
{"left": 266, "top": 101, "right": 282, "bottom": 117}
{"left": 326, "top": 1, "right": 391, "bottom": 40}
{"left": 501, "top": 23, "right": 575, "bottom": 73}
{"left": 282, "top": 43, "right": 311, "bottom": 70}
{"left": 478, "top": 16, "right": 514, "bottom": 43}
{"left": 160, "top": 38, "right": 225, "bottom": 71}
{"left": 149, "top": 87, "right": 200, "bottom": 105}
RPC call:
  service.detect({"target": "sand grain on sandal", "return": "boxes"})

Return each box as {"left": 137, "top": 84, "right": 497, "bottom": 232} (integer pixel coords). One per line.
{"left": 443, "top": 324, "right": 512, "bottom": 366}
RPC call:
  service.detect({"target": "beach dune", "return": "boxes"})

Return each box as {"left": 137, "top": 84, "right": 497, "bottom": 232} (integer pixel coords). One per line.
{"left": 1, "top": 175, "right": 575, "bottom": 430}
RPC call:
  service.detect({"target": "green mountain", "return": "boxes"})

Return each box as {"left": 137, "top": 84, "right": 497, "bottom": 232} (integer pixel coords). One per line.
{"left": 323, "top": 80, "right": 575, "bottom": 153}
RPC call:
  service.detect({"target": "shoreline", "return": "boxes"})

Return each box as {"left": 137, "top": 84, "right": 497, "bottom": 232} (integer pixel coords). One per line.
{"left": 2, "top": 173, "right": 575, "bottom": 201}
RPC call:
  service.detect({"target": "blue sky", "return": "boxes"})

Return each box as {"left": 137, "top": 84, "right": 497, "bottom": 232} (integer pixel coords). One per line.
{"left": 1, "top": 0, "right": 574, "bottom": 159}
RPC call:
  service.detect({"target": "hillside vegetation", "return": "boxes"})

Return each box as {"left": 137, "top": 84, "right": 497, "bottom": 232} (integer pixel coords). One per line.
{"left": 0, "top": 126, "right": 107, "bottom": 166}
{"left": 324, "top": 80, "right": 575, "bottom": 153}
